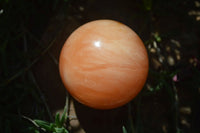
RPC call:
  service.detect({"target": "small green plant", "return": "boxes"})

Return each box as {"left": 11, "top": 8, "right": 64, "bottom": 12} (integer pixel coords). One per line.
{"left": 23, "top": 105, "right": 68, "bottom": 133}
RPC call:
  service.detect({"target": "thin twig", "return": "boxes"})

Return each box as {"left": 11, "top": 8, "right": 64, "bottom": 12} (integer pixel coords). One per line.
{"left": 172, "top": 82, "right": 180, "bottom": 133}
{"left": 128, "top": 102, "right": 135, "bottom": 133}
{"left": 23, "top": 34, "right": 53, "bottom": 121}
{"left": 64, "top": 91, "right": 70, "bottom": 118}
{"left": 29, "top": 71, "right": 54, "bottom": 121}
{"left": 136, "top": 94, "right": 143, "bottom": 133}
{"left": 0, "top": 32, "right": 58, "bottom": 86}
{"left": 25, "top": 28, "right": 59, "bottom": 65}
{"left": 22, "top": 115, "right": 46, "bottom": 132}
{"left": 48, "top": 52, "right": 59, "bottom": 65}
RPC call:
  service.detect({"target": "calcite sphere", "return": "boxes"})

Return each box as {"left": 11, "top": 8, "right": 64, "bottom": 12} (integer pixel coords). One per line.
{"left": 59, "top": 20, "right": 149, "bottom": 109}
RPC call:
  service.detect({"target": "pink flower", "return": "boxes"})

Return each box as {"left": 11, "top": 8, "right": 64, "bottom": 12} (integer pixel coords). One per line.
{"left": 173, "top": 74, "right": 179, "bottom": 82}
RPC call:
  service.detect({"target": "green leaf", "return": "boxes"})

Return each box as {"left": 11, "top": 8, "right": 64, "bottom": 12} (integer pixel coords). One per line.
{"left": 34, "top": 119, "right": 52, "bottom": 131}
{"left": 34, "top": 130, "right": 40, "bottom": 133}
{"left": 153, "top": 33, "right": 162, "bottom": 42}
{"left": 60, "top": 106, "right": 67, "bottom": 125}
{"left": 55, "top": 113, "right": 61, "bottom": 127}
{"left": 50, "top": 123, "right": 55, "bottom": 128}
{"left": 155, "top": 36, "right": 161, "bottom": 42}
{"left": 122, "top": 126, "right": 128, "bottom": 133}
{"left": 54, "top": 127, "right": 69, "bottom": 133}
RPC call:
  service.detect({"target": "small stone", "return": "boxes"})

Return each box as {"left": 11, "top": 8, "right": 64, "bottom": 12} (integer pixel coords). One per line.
{"left": 167, "top": 56, "right": 175, "bottom": 66}
{"left": 150, "top": 48, "right": 156, "bottom": 53}
{"left": 180, "top": 107, "right": 191, "bottom": 114}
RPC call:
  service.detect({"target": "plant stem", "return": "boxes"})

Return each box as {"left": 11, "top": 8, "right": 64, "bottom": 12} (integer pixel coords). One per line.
{"left": 172, "top": 82, "right": 180, "bottom": 133}
{"left": 128, "top": 103, "right": 135, "bottom": 133}
{"left": 29, "top": 71, "right": 53, "bottom": 122}
{"left": 24, "top": 34, "right": 53, "bottom": 121}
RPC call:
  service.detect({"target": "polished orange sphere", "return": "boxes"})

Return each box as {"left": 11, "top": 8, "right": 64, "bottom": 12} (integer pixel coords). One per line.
{"left": 59, "top": 20, "right": 149, "bottom": 109}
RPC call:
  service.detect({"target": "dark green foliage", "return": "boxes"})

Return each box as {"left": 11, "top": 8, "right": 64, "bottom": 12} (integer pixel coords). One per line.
{"left": 23, "top": 102, "right": 68, "bottom": 133}
{"left": 0, "top": 0, "right": 69, "bottom": 133}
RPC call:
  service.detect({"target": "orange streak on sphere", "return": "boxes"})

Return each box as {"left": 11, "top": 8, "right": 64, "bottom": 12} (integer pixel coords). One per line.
{"left": 59, "top": 20, "right": 149, "bottom": 109}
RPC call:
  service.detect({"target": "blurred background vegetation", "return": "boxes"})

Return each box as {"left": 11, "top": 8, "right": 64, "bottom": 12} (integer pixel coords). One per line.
{"left": 0, "top": 0, "right": 200, "bottom": 133}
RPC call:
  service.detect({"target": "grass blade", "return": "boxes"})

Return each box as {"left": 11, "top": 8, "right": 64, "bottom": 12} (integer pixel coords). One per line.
{"left": 122, "top": 126, "right": 128, "bottom": 133}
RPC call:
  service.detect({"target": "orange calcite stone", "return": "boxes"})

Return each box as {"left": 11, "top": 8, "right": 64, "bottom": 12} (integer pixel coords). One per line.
{"left": 59, "top": 20, "right": 149, "bottom": 109}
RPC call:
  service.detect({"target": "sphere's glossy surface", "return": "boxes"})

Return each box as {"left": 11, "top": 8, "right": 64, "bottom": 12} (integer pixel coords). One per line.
{"left": 59, "top": 20, "right": 149, "bottom": 109}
